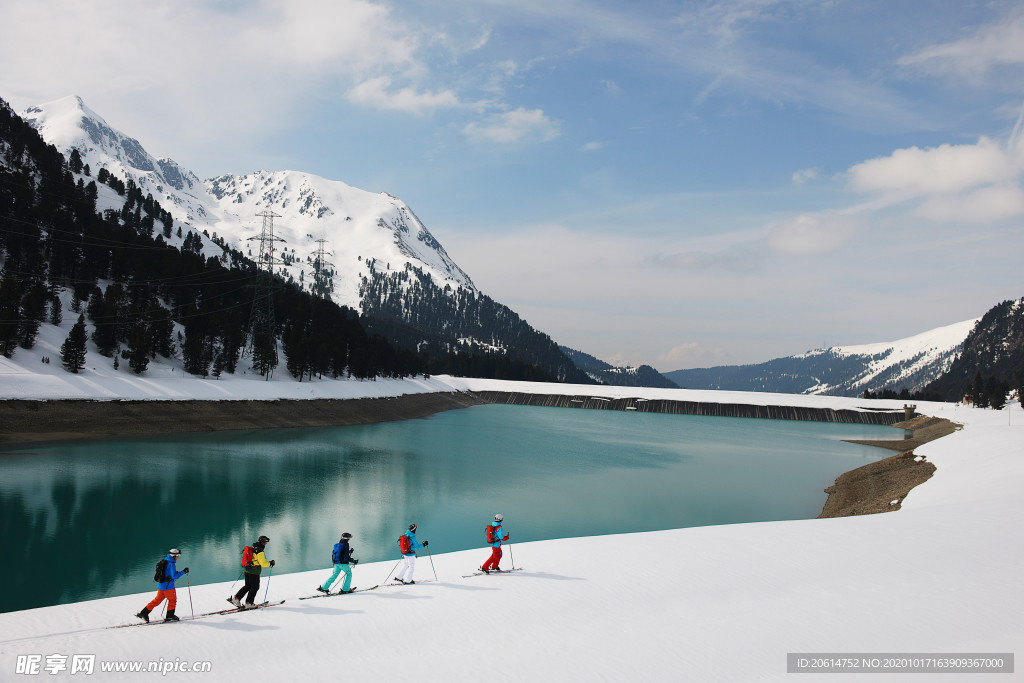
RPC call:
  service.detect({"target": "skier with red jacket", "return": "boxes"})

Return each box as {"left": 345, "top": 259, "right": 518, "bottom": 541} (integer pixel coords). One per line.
{"left": 480, "top": 514, "right": 510, "bottom": 573}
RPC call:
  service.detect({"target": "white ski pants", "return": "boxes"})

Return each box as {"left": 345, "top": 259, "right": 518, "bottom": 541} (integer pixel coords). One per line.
{"left": 395, "top": 555, "right": 416, "bottom": 582}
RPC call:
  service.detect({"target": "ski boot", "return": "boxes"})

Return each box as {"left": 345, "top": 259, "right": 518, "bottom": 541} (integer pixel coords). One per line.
{"left": 164, "top": 610, "right": 180, "bottom": 622}
{"left": 228, "top": 596, "right": 241, "bottom": 608}
{"left": 135, "top": 608, "right": 151, "bottom": 623}
{"left": 316, "top": 586, "right": 329, "bottom": 594}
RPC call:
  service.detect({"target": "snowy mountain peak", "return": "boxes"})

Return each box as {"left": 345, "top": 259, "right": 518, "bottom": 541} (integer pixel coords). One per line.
{"left": 23, "top": 96, "right": 202, "bottom": 194}
{"left": 23, "top": 96, "right": 475, "bottom": 310}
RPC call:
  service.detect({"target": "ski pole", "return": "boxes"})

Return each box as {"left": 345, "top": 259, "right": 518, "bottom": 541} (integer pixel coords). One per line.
{"left": 383, "top": 558, "right": 402, "bottom": 584}
{"left": 507, "top": 542, "right": 515, "bottom": 570}
{"left": 426, "top": 544, "right": 438, "bottom": 581}
{"left": 186, "top": 574, "right": 195, "bottom": 620}
{"left": 262, "top": 566, "right": 273, "bottom": 605}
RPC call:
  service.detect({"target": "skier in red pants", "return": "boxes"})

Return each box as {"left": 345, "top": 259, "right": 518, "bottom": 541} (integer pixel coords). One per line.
{"left": 480, "top": 514, "right": 510, "bottom": 573}
{"left": 136, "top": 549, "right": 188, "bottom": 623}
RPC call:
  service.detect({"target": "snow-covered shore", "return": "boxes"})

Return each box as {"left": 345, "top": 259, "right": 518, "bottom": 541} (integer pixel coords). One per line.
{"left": 1, "top": 371, "right": 1021, "bottom": 680}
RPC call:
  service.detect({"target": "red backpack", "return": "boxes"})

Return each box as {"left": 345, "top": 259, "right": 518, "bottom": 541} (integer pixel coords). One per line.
{"left": 486, "top": 524, "right": 496, "bottom": 543}
{"left": 241, "top": 545, "right": 255, "bottom": 567}
{"left": 397, "top": 534, "right": 412, "bottom": 554}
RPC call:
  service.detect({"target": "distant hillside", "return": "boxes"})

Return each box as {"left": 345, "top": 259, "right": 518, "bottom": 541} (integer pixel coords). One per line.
{"left": 923, "top": 298, "right": 1024, "bottom": 402}
{"left": 560, "top": 347, "right": 679, "bottom": 389}
{"left": 665, "top": 318, "right": 977, "bottom": 397}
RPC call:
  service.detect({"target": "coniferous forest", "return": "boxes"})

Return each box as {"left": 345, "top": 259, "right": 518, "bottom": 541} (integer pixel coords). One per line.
{"left": 0, "top": 98, "right": 429, "bottom": 381}
{"left": 359, "top": 262, "right": 592, "bottom": 384}
{"left": 922, "top": 298, "right": 1024, "bottom": 406}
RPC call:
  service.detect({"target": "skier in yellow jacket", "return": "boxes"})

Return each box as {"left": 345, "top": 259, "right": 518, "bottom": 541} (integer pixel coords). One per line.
{"left": 229, "top": 535, "right": 275, "bottom": 609}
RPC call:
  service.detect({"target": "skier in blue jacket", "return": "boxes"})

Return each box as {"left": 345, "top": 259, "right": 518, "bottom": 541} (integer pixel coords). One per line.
{"left": 394, "top": 523, "right": 427, "bottom": 585}
{"left": 317, "top": 533, "right": 358, "bottom": 594}
{"left": 136, "top": 549, "right": 189, "bottom": 623}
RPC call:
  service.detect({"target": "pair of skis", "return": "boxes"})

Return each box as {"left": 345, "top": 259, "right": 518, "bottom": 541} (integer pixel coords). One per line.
{"left": 111, "top": 600, "right": 286, "bottom": 629}
{"left": 462, "top": 567, "right": 524, "bottom": 578}
{"left": 298, "top": 585, "right": 379, "bottom": 600}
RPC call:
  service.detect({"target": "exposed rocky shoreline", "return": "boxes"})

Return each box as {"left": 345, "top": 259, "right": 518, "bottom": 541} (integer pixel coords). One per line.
{"left": 819, "top": 415, "right": 959, "bottom": 517}
{"left": 0, "top": 392, "right": 487, "bottom": 447}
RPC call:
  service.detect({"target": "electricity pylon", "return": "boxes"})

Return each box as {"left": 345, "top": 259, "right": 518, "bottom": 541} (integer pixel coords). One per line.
{"left": 312, "top": 237, "right": 334, "bottom": 301}
{"left": 247, "top": 209, "right": 285, "bottom": 379}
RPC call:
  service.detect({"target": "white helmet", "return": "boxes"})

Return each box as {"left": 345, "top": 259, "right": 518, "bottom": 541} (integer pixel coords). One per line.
{"left": 494, "top": 514, "right": 503, "bottom": 522}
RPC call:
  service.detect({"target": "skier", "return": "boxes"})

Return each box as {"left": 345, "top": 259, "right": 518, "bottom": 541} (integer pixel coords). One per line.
{"left": 136, "top": 548, "right": 189, "bottom": 623}
{"left": 394, "top": 523, "right": 428, "bottom": 584}
{"left": 480, "top": 513, "right": 510, "bottom": 573}
{"left": 316, "top": 532, "right": 358, "bottom": 594}
{"left": 230, "top": 535, "right": 275, "bottom": 609}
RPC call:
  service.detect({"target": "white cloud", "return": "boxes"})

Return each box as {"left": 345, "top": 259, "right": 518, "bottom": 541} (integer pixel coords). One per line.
{"left": 462, "top": 108, "right": 561, "bottom": 144}
{"left": 844, "top": 136, "right": 1024, "bottom": 224}
{"left": 847, "top": 137, "right": 1021, "bottom": 196}
{"left": 766, "top": 214, "right": 855, "bottom": 255}
{"left": 898, "top": 13, "right": 1024, "bottom": 80}
{"left": 348, "top": 76, "right": 460, "bottom": 114}
{"left": 917, "top": 183, "right": 1024, "bottom": 224}
{"left": 0, "top": 0, "right": 436, "bottom": 172}
{"left": 580, "top": 141, "right": 606, "bottom": 152}
{"left": 792, "top": 168, "right": 819, "bottom": 185}
{"left": 658, "top": 342, "right": 729, "bottom": 371}
{"left": 601, "top": 79, "right": 623, "bottom": 95}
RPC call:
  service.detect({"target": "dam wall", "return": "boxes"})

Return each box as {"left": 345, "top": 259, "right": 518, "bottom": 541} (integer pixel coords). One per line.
{"left": 469, "top": 391, "right": 907, "bottom": 425}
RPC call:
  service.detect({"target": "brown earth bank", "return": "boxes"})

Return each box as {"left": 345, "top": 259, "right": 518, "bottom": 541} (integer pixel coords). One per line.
{"left": 0, "top": 392, "right": 487, "bottom": 447}
{"left": 818, "top": 416, "right": 960, "bottom": 518}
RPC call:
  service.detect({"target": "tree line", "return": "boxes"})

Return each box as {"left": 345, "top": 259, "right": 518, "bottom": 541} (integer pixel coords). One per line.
{"left": 0, "top": 97, "right": 417, "bottom": 381}
{"left": 359, "top": 262, "right": 592, "bottom": 384}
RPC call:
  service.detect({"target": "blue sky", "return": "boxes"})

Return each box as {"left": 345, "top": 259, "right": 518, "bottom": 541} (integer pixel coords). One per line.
{"left": 3, "top": 0, "right": 1024, "bottom": 370}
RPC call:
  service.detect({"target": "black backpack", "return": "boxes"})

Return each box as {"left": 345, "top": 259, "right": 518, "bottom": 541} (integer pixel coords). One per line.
{"left": 154, "top": 558, "right": 169, "bottom": 582}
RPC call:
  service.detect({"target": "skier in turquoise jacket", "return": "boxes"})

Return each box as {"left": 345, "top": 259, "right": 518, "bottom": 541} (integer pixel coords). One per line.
{"left": 480, "top": 514, "right": 510, "bottom": 573}
{"left": 394, "top": 523, "right": 427, "bottom": 584}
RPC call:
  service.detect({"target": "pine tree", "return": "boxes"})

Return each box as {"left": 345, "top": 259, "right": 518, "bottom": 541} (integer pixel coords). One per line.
{"left": 0, "top": 271, "right": 21, "bottom": 358}
{"left": 988, "top": 376, "right": 1007, "bottom": 410}
{"left": 973, "top": 371, "right": 987, "bottom": 407}
{"left": 251, "top": 332, "right": 278, "bottom": 379}
{"left": 125, "top": 320, "right": 152, "bottom": 374}
{"left": 48, "top": 290, "right": 63, "bottom": 325}
{"left": 68, "top": 148, "right": 84, "bottom": 174}
{"left": 61, "top": 314, "right": 88, "bottom": 373}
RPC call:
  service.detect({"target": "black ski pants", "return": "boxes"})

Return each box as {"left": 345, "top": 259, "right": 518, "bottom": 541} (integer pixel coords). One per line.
{"left": 235, "top": 572, "right": 261, "bottom": 604}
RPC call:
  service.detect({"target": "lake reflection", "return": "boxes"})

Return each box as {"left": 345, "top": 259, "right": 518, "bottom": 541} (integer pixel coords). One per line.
{"left": 0, "top": 404, "right": 901, "bottom": 612}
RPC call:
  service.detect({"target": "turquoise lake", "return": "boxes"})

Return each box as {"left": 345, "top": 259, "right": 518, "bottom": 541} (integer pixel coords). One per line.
{"left": 0, "top": 403, "right": 903, "bottom": 612}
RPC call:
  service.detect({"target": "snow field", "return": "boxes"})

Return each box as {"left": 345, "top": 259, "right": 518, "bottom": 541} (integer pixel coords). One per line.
{"left": 2, "top": 403, "right": 1022, "bottom": 681}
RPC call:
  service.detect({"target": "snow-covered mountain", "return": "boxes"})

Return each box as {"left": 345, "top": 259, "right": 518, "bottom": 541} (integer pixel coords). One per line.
{"left": 22, "top": 96, "right": 474, "bottom": 311}
{"left": 665, "top": 317, "right": 979, "bottom": 397}
{"left": 560, "top": 346, "right": 679, "bottom": 388}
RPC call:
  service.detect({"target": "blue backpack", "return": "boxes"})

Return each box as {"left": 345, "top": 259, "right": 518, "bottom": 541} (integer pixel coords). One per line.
{"left": 332, "top": 542, "right": 343, "bottom": 564}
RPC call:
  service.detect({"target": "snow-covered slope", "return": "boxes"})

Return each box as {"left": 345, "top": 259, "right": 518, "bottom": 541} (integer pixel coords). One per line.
{"left": 666, "top": 317, "right": 979, "bottom": 397}
{"left": 0, "top": 392, "right": 1019, "bottom": 682}
{"left": 21, "top": 95, "right": 474, "bottom": 311}
{"left": 802, "top": 317, "right": 979, "bottom": 394}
